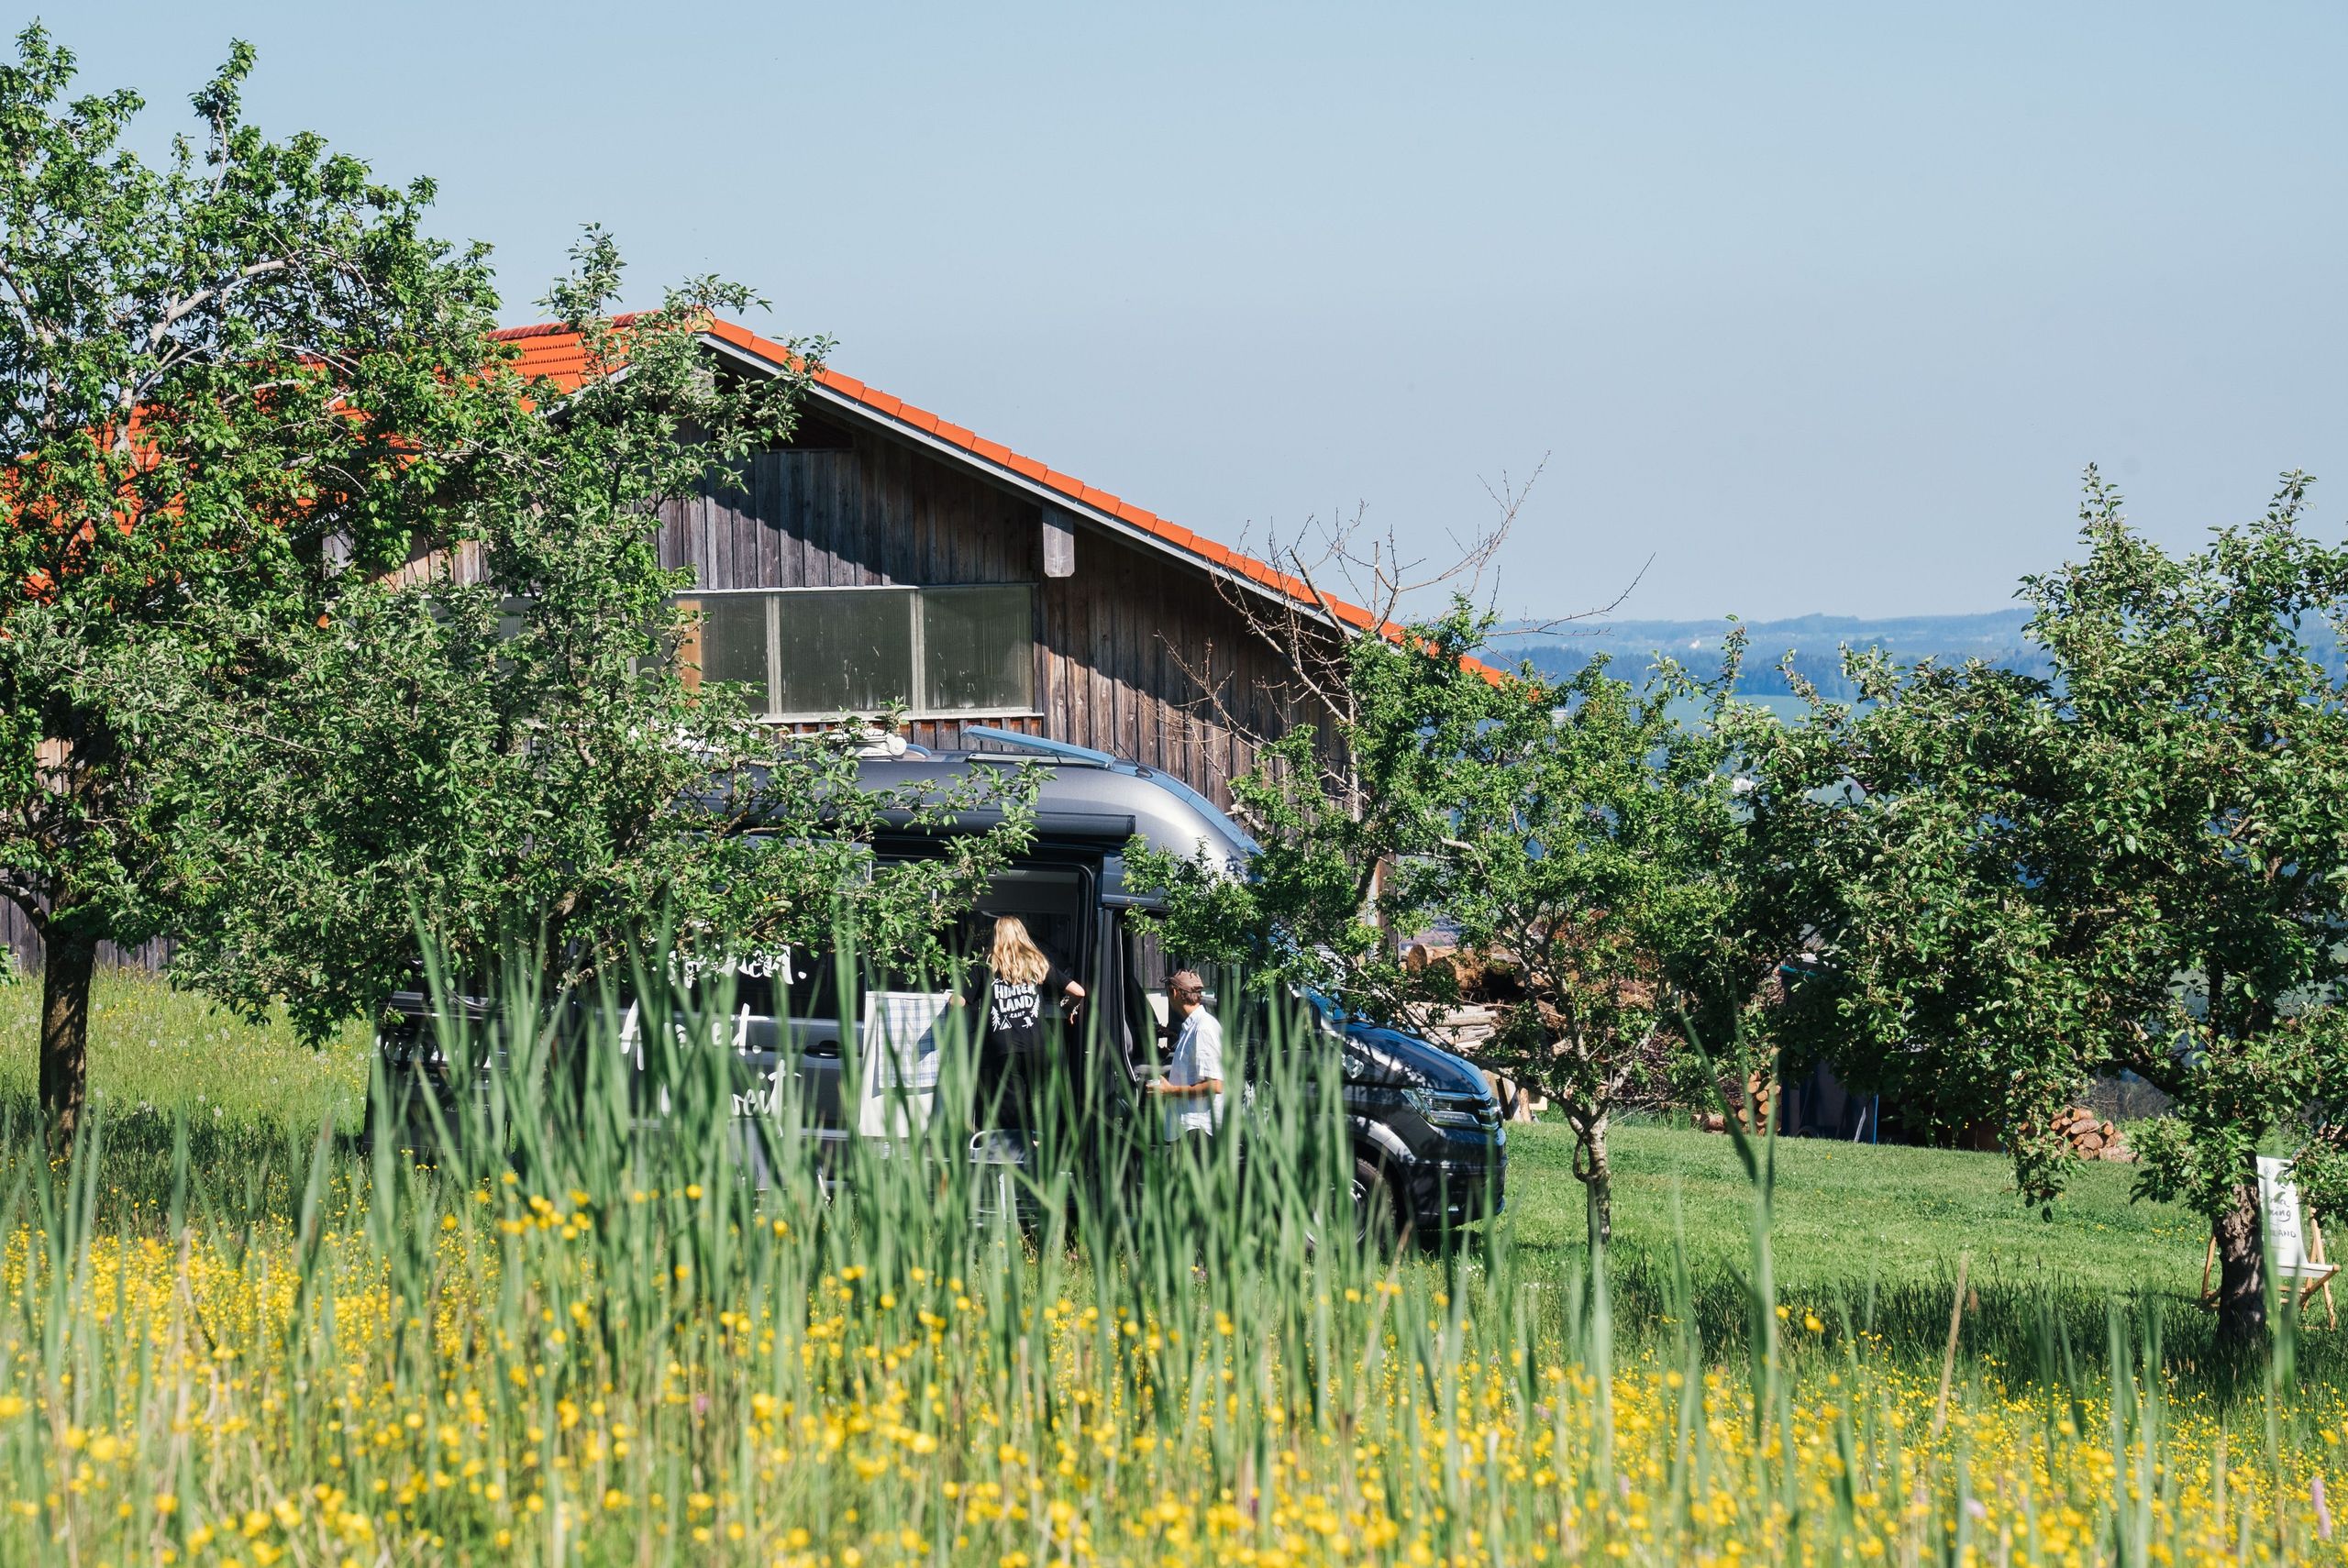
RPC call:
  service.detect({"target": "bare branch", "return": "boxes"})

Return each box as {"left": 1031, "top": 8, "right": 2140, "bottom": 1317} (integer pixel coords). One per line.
{"left": 1495, "top": 552, "right": 1656, "bottom": 639}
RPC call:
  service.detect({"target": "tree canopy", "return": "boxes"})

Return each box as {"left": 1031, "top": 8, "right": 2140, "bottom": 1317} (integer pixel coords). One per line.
{"left": 159, "top": 237, "right": 1040, "bottom": 1037}
{"left": 0, "top": 28, "right": 532, "bottom": 1138}
{"left": 0, "top": 32, "right": 1035, "bottom": 1139}
{"left": 1740, "top": 470, "right": 2348, "bottom": 1342}
{"left": 1135, "top": 603, "right": 1792, "bottom": 1250}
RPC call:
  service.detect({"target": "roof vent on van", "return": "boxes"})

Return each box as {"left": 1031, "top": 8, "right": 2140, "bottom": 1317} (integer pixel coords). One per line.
{"left": 849, "top": 730, "right": 931, "bottom": 759}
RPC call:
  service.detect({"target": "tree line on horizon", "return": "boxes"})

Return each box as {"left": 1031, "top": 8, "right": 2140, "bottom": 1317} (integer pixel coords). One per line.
{"left": 1518, "top": 605, "right": 2348, "bottom": 705}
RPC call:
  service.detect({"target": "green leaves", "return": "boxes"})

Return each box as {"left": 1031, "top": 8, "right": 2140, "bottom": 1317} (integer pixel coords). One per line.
{"left": 1135, "top": 598, "right": 1795, "bottom": 1246}
{"left": 155, "top": 243, "right": 1030, "bottom": 1038}
{"left": 1747, "top": 469, "right": 2348, "bottom": 1331}
{"left": 0, "top": 27, "right": 556, "bottom": 1134}
{"left": 0, "top": 32, "right": 1032, "bottom": 1081}
{"left": 0, "top": 26, "right": 514, "bottom": 966}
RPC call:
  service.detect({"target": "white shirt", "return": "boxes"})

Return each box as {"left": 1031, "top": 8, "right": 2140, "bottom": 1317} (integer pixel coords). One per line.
{"left": 1163, "top": 1007, "right": 1225, "bottom": 1139}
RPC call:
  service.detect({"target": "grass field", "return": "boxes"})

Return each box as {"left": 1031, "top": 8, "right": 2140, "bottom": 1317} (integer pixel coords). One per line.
{"left": 1512, "top": 1121, "right": 2207, "bottom": 1301}
{"left": 0, "top": 966, "right": 2335, "bottom": 1565}
{"left": 0, "top": 970, "right": 2217, "bottom": 1316}
{"left": 0, "top": 964, "right": 371, "bottom": 1132}
{"left": 0, "top": 966, "right": 2277, "bottom": 1372}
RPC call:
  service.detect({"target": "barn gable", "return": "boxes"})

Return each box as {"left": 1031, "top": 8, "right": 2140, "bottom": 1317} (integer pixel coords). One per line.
{"left": 493, "top": 315, "right": 1381, "bottom": 806}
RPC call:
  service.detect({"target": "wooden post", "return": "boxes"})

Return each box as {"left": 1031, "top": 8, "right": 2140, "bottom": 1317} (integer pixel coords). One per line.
{"left": 2311, "top": 1213, "right": 2339, "bottom": 1331}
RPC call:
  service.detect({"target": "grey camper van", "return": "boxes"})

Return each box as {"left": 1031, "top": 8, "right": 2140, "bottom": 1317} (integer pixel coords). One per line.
{"left": 375, "top": 732, "right": 1507, "bottom": 1243}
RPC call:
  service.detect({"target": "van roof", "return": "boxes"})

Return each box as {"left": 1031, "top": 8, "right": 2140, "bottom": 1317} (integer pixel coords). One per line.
{"left": 847, "top": 746, "right": 1257, "bottom": 874}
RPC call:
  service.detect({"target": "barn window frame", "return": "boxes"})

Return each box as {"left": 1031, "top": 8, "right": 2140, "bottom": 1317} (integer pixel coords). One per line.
{"left": 673, "top": 583, "right": 1039, "bottom": 722}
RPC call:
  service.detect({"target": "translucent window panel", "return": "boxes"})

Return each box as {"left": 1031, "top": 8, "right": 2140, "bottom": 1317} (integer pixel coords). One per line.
{"left": 694, "top": 595, "right": 774, "bottom": 712}
{"left": 496, "top": 595, "right": 532, "bottom": 643}
{"left": 776, "top": 590, "right": 914, "bottom": 715}
{"left": 920, "top": 585, "right": 1035, "bottom": 712}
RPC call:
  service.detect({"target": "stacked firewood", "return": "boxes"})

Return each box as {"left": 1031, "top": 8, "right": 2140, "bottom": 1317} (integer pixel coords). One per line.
{"left": 1403, "top": 939, "right": 1698, "bottom": 1127}
{"left": 2046, "top": 1105, "right": 2133, "bottom": 1162}
{"left": 1405, "top": 944, "right": 1545, "bottom": 1122}
{"left": 1693, "top": 1070, "right": 1778, "bottom": 1134}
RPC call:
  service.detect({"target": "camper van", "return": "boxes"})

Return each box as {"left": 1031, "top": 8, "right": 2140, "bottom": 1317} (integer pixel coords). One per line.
{"left": 376, "top": 731, "right": 1507, "bottom": 1244}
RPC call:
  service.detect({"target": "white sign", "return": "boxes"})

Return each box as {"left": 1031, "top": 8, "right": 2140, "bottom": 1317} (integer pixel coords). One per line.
{"left": 2259, "top": 1154, "right": 2321, "bottom": 1278}
{"left": 856, "top": 990, "right": 953, "bottom": 1139}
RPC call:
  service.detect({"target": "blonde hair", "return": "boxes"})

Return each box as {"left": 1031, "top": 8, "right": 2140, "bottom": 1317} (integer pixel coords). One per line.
{"left": 988, "top": 915, "right": 1052, "bottom": 986}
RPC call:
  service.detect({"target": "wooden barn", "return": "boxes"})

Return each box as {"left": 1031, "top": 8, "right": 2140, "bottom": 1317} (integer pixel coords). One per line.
{"left": 6, "top": 316, "right": 1399, "bottom": 972}
{"left": 502, "top": 316, "right": 1373, "bottom": 799}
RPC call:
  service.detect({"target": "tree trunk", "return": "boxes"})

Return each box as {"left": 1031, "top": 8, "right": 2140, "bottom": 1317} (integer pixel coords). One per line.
{"left": 39, "top": 919, "right": 97, "bottom": 1151}
{"left": 1577, "top": 1112, "right": 1613, "bottom": 1253}
{"left": 2211, "top": 1179, "right": 2265, "bottom": 1347}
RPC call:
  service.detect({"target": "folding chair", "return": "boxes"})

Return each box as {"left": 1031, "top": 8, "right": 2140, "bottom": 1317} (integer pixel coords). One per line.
{"left": 2200, "top": 1156, "right": 2340, "bottom": 1329}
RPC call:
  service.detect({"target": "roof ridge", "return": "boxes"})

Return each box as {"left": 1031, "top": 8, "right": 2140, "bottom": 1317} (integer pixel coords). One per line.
{"left": 487, "top": 312, "right": 649, "bottom": 342}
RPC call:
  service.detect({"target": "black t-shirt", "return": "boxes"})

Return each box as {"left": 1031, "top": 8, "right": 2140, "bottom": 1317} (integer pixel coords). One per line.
{"left": 964, "top": 955, "right": 1073, "bottom": 1121}
{"left": 973, "top": 958, "right": 1073, "bottom": 1058}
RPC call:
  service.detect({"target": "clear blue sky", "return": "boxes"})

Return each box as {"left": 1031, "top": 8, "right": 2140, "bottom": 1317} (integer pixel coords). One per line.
{"left": 48, "top": 2, "right": 2348, "bottom": 620}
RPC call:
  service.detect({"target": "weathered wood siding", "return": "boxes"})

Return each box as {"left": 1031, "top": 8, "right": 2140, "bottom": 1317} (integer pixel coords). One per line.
{"left": 0, "top": 902, "right": 171, "bottom": 977}
{"left": 659, "top": 414, "right": 1320, "bottom": 802}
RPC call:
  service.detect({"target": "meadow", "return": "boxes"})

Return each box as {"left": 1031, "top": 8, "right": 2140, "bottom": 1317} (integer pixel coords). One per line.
{"left": 0, "top": 966, "right": 2340, "bottom": 1566}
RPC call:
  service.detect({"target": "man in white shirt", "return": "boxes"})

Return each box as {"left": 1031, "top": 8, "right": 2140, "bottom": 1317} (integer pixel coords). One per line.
{"left": 1154, "top": 969, "right": 1224, "bottom": 1142}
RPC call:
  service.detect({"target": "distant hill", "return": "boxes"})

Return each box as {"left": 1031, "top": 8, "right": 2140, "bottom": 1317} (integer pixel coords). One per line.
{"left": 1506, "top": 606, "right": 2343, "bottom": 705}
{"left": 1502, "top": 609, "right": 2048, "bottom": 704}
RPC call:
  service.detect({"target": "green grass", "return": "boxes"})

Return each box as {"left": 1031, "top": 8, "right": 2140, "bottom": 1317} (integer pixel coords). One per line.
{"left": 1507, "top": 1120, "right": 2208, "bottom": 1301}
{"left": 0, "top": 963, "right": 2337, "bottom": 1562}
{"left": 0, "top": 963, "right": 371, "bottom": 1133}
{"left": 0, "top": 966, "right": 2279, "bottom": 1383}
{"left": 0, "top": 970, "right": 2230, "bottom": 1321}
{"left": 1494, "top": 1118, "right": 2281, "bottom": 1384}
{"left": 0, "top": 966, "right": 373, "bottom": 1215}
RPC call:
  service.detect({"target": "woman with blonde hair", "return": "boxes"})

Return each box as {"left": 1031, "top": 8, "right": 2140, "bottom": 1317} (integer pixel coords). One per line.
{"left": 958, "top": 915, "right": 1085, "bottom": 1129}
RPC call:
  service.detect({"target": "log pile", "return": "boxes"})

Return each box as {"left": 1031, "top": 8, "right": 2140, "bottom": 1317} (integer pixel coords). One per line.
{"left": 1405, "top": 945, "right": 1529, "bottom": 1008}
{"left": 2047, "top": 1105, "right": 2134, "bottom": 1162}
{"left": 1693, "top": 1070, "right": 1778, "bottom": 1134}
{"left": 1403, "top": 939, "right": 1687, "bottom": 1127}
{"left": 1405, "top": 944, "right": 1545, "bottom": 1122}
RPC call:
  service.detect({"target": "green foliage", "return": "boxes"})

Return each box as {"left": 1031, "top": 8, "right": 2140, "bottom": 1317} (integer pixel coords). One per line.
{"left": 0, "top": 25, "right": 520, "bottom": 973}
{"left": 1124, "top": 722, "right": 1385, "bottom": 994}
{"left": 1739, "top": 469, "right": 2348, "bottom": 1335}
{"left": 1135, "top": 601, "right": 1797, "bottom": 1247}
{"left": 1396, "top": 620, "right": 1784, "bottom": 1114}
{"left": 152, "top": 232, "right": 1040, "bottom": 1038}
{"left": 0, "top": 33, "right": 1040, "bottom": 1117}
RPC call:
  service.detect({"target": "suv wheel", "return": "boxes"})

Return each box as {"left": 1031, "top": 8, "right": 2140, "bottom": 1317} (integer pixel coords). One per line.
{"left": 1352, "top": 1155, "right": 1403, "bottom": 1254}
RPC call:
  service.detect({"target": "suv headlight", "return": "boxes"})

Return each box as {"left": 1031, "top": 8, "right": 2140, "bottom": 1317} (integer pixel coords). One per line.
{"left": 1399, "top": 1087, "right": 1490, "bottom": 1130}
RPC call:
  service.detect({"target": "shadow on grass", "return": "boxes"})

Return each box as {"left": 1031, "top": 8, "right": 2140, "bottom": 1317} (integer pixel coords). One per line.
{"left": 1562, "top": 1236, "right": 2348, "bottom": 1404}
{"left": 0, "top": 1088, "right": 368, "bottom": 1231}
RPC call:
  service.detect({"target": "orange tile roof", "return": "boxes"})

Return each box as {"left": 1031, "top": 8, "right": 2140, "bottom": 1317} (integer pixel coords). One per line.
{"left": 488, "top": 317, "right": 1500, "bottom": 676}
